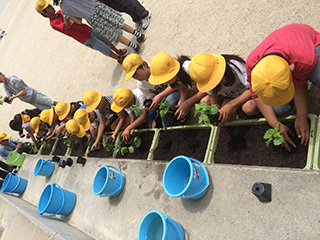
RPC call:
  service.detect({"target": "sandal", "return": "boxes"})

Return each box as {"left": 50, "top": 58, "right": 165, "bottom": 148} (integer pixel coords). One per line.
{"left": 118, "top": 49, "right": 127, "bottom": 56}
{"left": 117, "top": 55, "right": 127, "bottom": 65}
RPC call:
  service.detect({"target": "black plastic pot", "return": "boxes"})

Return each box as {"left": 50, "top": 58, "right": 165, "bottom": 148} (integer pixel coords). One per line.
{"left": 52, "top": 156, "right": 60, "bottom": 163}
{"left": 252, "top": 182, "right": 272, "bottom": 202}
{"left": 76, "top": 156, "right": 86, "bottom": 166}
{"left": 58, "top": 159, "right": 66, "bottom": 168}
{"left": 65, "top": 157, "right": 73, "bottom": 167}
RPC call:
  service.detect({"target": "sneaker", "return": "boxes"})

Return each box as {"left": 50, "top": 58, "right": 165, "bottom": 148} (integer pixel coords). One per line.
{"left": 134, "top": 44, "right": 141, "bottom": 53}
{"left": 117, "top": 55, "right": 127, "bottom": 65}
{"left": 135, "top": 21, "right": 142, "bottom": 32}
{"left": 141, "top": 12, "right": 152, "bottom": 30}
{"left": 118, "top": 49, "right": 127, "bottom": 56}
{"left": 137, "top": 34, "right": 146, "bottom": 43}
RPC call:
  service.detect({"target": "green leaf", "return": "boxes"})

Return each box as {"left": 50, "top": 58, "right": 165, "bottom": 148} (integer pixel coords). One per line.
{"left": 209, "top": 105, "right": 218, "bottom": 115}
{"left": 134, "top": 136, "right": 142, "bottom": 148}
{"left": 128, "top": 146, "right": 134, "bottom": 153}
{"left": 105, "top": 144, "right": 114, "bottom": 152}
{"left": 263, "top": 129, "right": 274, "bottom": 139}
{"left": 120, "top": 147, "right": 128, "bottom": 156}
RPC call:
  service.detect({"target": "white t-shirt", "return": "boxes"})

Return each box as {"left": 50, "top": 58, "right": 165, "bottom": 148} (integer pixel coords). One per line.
{"left": 125, "top": 88, "right": 146, "bottom": 114}
{"left": 137, "top": 80, "right": 167, "bottom": 99}
{"left": 207, "top": 59, "right": 248, "bottom": 98}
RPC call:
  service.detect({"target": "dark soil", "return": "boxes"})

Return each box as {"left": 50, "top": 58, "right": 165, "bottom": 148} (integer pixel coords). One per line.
{"left": 153, "top": 128, "right": 211, "bottom": 162}
{"left": 40, "top": 140, "right": 55, "bottom": 155}
{"left": 87, "top": 145, "right": 114, "bottom": 158}
{"left": 52, "top": 139, "right": 68, "bottom": 156}
{"left": 214, "top": 121, "right": 308, "bottom": 168}
{"left": 70, "top": 137, "right": 88, "bottom": 157}
{"left": 116, "top": 131, "right": 155, "bottom": 159}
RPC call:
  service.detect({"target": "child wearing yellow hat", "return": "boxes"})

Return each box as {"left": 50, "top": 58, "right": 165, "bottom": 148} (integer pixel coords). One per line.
{"left": 122, "top": 53, "right": 181, "bottom": 127}
{"left": 82, "top": 90, "right": 130, "bottom": 151}
{"left": 111, "top": 87, "right": 158, "bottom": 142}
{"left": 149, "top": 52, "right": 207, "bottom": 123}
{"left": 0, "top": 132, "right": 32, "bottom": 160}
{"left": 189, "top": 53, "right": 259, "bottom": 125}
{"left": 247, "top": 24, "right": 320, "bottom": 150}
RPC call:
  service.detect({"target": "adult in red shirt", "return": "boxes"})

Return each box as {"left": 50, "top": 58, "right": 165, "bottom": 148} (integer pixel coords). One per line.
{"left": 246, "top": 24, "right": 320, "bottom": 150}
{"left": 35, "top": 2, "right": 127, "bottom": 64}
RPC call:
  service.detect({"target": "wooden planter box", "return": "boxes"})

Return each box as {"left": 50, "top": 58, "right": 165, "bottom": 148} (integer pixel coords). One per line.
{"left": 207, "top": 114, "right": 317, "bottom": 169}
{"left": 312, "top": 115, "right": 320, "bottom": 169}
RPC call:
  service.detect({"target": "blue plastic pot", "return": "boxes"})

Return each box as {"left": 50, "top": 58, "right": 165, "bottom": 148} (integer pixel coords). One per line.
{"left": 163, "top": 155, "right": 209, "bottom": 200}
{"left": 1, "top": 173, "right": 28, "bottom": 194}
{"left": 38, "top": 183, "right": 76, "bottom": 217}
{"left": 34, "top": 158, "right": 55, "bottom": 177}
{"left": 138, "top": 210, "right": 185, "bottom": 240}
{"left": 92, "top": 165, "right": 125, "bottom": 197}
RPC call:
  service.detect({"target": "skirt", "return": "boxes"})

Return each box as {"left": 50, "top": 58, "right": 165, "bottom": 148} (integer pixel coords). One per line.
{"left": 88, "top": 0, "right": 125, "bottom": 43}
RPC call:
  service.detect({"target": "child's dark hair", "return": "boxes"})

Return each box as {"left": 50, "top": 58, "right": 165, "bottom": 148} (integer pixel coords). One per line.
{"left": 9, "top": 108, "right": 41, "bottom": 132}
{"left": 170, "top": 55, "right": 192, "bottom": 88}
{"left": 53, "top": 0, "right": 61, "bottom": 6}
{"left": 216, "top": 54, "right": 246, "bottom": 91}
{"left": 9, "top": 119, "right": 22, "bottom": 131}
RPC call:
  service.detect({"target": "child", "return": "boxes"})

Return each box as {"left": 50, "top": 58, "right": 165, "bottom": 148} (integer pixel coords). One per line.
{"left": 30, "top": 116, "right": 49, "bottom": 140}
{"left": 55, "top": 0, "right": 146, "bottom": 53}
{"left": 148, "top": 52, "right": 207, "bottom": 122}
{"left": 72, "top": 108, "right": 92, "bottom": 140}
{"left": 247, "top": 24, "right": 320, "bottom": 151}
{"left": 65, "top": 119, "right": 86, "bottom": 138}
{"left": 0, "top": 132, "right": 31, "bottom": 160}
{"left": 35, "top": 1, "right": 127, "bottom": 64}
{"left": 122, "top": 53, "right": 180, "bottom": 127}
{"left": 111, "top": 87, "right": 158, "bottom": 142}
{"left": 188, "top": 53, "right": 259, "bottom": 125}
{"left": 98, "top": 0, "right": 151, "bottom": 31}
{"left": 39, "top": 108, "right": 62, "bottom": 140}
{"left": 9, "top": 112, "right": 42, "bottom": 150}
{"left": 82, "top": 90, "right": 130, "bottom": 151}
{"left": 0, "top": 72, "right": 58, "bottom": 110}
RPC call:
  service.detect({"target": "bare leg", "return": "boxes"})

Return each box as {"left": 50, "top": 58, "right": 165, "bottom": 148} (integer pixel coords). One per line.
{"left": 121, "top": 23, "right": 134, "bottom": 34}
{"left": 109, "top": 51, "right": 118, "bottom": 60}
{"left": 117, "top": 33, "right": 130, "bottom": 46}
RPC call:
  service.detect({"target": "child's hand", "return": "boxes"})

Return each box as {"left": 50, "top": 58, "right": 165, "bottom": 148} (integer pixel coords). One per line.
{"left": 149, "top": 95, "right": 162, "bottom": 111}
{"left": 175, "top": 100, "right": 191, "bottom": 121}
{"left": 295, "top": 116, "right": 309, "bottom": 146}
{"left": 122, "top": 129, "right": 132, "bottom": 143}
{"left": 218, "top": 104, "right": 235, "bottom": 125}
{"left": 279, "top": 123, "right": 296, "bottom": 151}
{"left": 90, "top": 141, "right": 100, "bottom": 151}
{"left": 111, "top": 133, "right": 117, "bottom": 143}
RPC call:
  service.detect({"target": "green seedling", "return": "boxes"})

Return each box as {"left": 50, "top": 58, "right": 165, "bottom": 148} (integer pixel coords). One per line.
{"left": 63, "top": 136, "right": 81, "bottom": 148}
{"left": 159, "top": 101, "right": 173, "bottom": 118}
{"left": 87, "top": 138, "right": 95, "bottom": 147}
{"left": 264, "top": 122, "right": 285, "bottom": 147}
{"left": 28, "top": 142, "right": 39, "bottom": 154}
{"left": 116, "top": 136, "right": 142, "bottom": 156}
{"left": 131, "top": 102, "right": 142, "bottom": 117}
{"left": 194, "top": 102, "right": 218, "bottom": 126}
{"left": 0, "top": 95, "right": 3, "bottom": 105}
{"left": 101, "top": 137, "right": 114, "bottom": 152}
{"left": 41, "top": 141, "right": 51, "bottom": 150}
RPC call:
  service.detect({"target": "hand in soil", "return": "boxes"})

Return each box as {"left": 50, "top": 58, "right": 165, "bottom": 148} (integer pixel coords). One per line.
{"left": 218, "top": 104, "right": 235, "bottom": 125}
{"left": 175, "top": 101, "right": 191, "bottom": 121}
{"left": 279, "top": 123, "right": 296, "bottom": 151}
{"left": 122, "top": 131, "right": 133, "bottom": 144}
{"left": 143, "top": 99, "right": 153, "bottom": 109}
{"left": 295, "top": 116, "right": 309, "bottom": 146}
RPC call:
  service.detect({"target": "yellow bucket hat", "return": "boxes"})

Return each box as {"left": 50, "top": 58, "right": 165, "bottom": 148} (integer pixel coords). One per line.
{"left": 30, "top": 117, "right": 41, "bottom": 133}
{"left": 83, "top": 90, "right": 102, "bottom": 113}
{"left": 54, "top": 102, "right": 71, "bottom": 121}
{"left": 35, "top": 0, "right": 51, "bottom": 14}
{"left": 149, "top": 52, "right": 181, "bottom": 85}
{"left": 189, "top": 53, "right": 226, "bottom": 93}
{"left": 20, "top": 114, "right": 31, "bottom": 124}
{"left": 111, "top": 87, "right": 134, "bottom": 113}
{"left": 40, "top": 108, "right": 54, "bottom": 126}
{"left": 74, "top": 109, "right": 90, "bottom": 131}
{"left": 252, "top": 55, "right": 293, "bottom": 107}
{"left": 0, "top": 132, "right": 11, "bottom": 142}
{"left": 123, "top": 53, "right": 144, "bottom": 81}
{"left": 66, "top": 119, "right": 85, "bottom": 138}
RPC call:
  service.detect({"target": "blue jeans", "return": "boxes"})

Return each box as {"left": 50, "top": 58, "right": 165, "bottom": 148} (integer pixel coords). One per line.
{"left": 84, "top": 28, "right": 111, "bottom": 57}
{"left": 308, "top": 44, "right": 320, "bottom": 87}
{"left": 273, "top": 100, "right": 294, "bottom": 117}
{"left": 161, "top": 90, "right": 181, "bottom": 128}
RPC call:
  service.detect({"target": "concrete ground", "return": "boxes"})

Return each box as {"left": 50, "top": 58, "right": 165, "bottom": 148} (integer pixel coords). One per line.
{"left": 1, "top": 155, "right": 320, "bottom": 240}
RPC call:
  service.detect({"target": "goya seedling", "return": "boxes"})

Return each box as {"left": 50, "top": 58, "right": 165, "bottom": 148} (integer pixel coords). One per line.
{"left": 63, "top": 136, "right": 81, "bottom": 148}
{"left": 116, "top": 136, "right": 142, "bottom": 156}
{"left": 194, "top": 102, "right": 218, "bottom": 126}
{"left": 159, "top": 101, "right": 173, "bottom": 118}
{"left": 263, "top": 122, "right": 285, "bottom": 147}
{"left": 101, "top": 137, "right": 114, "bottom": 152}
{"left": 131, "top": 102, "right": 142, "bottom": 117}
{"left": 28, "top": 142, "right": 39, "bottom": 154}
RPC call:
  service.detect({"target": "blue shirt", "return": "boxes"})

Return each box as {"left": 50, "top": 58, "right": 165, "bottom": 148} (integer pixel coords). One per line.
{"left": 0, "top": 140, "right": 17, "bottom": 160}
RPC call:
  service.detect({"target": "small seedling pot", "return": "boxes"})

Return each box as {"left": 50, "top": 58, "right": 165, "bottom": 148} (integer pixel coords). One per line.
{"left": 58, "top": 159, "right": 66, "bottom": 168}
{"left": 52, "top": 156, "right": 60, "bottom": 163}
{"left": 252, "top": 182, "right": 272, "bottom": 202}
{"left": 65, "top": 158, "right": 73, "bottom": 167}
{"left": 76, "top": 157, "right": 86, "bottom": 166}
